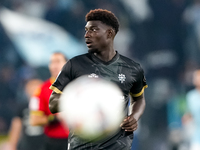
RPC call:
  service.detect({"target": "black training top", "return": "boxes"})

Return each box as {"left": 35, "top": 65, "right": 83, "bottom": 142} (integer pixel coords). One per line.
{"left": 50, "top": 51, "right": 147, "bottom": 149}
{"left": 50, "top": 51, "right": 147, "bottom": 113}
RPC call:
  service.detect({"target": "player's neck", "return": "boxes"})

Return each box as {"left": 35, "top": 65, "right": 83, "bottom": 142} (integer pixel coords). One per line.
{"left": 94, "top": 49, "right": 116, "bottom": 62}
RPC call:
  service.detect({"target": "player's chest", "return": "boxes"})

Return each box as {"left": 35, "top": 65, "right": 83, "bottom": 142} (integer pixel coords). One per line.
{"left": 73, "top": 63, "right": 135, "bottom": 91}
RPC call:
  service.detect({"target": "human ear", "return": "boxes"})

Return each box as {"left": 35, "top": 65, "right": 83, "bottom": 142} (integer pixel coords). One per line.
{"left": 107, "top": 29, "right": 114, "bottom": 39}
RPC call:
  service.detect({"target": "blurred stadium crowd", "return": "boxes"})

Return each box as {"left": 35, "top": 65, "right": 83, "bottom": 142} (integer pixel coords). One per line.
{"left": 0, "top": 0, "right": 200, "bottom": 150}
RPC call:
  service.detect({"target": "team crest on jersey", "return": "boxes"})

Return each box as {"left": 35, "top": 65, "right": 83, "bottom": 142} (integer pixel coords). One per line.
{"left": 118, "top": 74, "right": 126, "bottom": 83}
{"left": 88, "top": 73, "right": 99, "bottom": 78}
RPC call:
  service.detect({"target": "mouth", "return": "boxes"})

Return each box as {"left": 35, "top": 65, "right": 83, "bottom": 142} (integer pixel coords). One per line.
{"left": 85, "top": 41, "right": 92, "bottom": 47}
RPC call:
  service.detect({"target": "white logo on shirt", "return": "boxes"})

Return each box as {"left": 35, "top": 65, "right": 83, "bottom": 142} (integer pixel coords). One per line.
{"left": 118, "top": 74, "right": 126, "bottom": 83}
{"left": 88, "top": 73, "right": 99, "bottom": 78}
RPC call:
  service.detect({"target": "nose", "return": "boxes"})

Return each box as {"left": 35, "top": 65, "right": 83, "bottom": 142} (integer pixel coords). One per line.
{"left": 84, "top": 30, "right": 91, "bottom": 38}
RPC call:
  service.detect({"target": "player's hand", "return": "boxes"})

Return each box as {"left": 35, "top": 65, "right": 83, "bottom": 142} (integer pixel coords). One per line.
{"left": 120, "top": 114, "right": 138, "bottom": 132}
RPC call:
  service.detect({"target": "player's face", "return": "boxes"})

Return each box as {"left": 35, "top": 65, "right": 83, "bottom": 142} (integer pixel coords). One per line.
{"left": 49, "top": 54, "right": 66, "bottom": 78}
{"left": 84, "top": 21, "right": 110, "bottom": 53}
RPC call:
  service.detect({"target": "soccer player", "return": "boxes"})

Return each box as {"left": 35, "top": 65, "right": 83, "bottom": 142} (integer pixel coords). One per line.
{"left": 49, "top": 9, "right": 147, "bottom": 150}
{"left": 8, "top": 79, "right": 44, "bottom": 150}
{"left": 29, "top": 52, "right": 69, "bottom": 150}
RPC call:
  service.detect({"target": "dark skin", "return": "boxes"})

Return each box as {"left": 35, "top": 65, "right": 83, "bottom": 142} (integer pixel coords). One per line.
{"left": 49, "top": 91, "right": 60, "bottom": 114}
{"left": 49, "top": 20, "right": 146, "bottom": 132}
{"left": 85, "top": 20, "right": 116, "bottom": 61}
{"left": 121, "top": 93, "right": 146, "bottom": 132}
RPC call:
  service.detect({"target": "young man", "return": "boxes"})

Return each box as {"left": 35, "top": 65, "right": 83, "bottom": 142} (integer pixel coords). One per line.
{"left": 49, "top": 9, "right": 147, "bottom": 150}
{"left": 29, "top": 52, "right": 69, "bottom": 150}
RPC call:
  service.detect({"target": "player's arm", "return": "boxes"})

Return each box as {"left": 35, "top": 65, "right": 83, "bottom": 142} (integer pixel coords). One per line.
{"left": 30, "top": 112, "right": 59, "bottom": 126}
{"left": 8, "top": 117, "right": 22, "bottom": 150}
{"left": 49, "top": 60, "right": 72, "bottom": 114}
{"left": 29, "top": 88, "right": 59, "bottom": 125}
{"left": 121, "top": 64, "right": 147, "bottom": 132}
{"left": 29, "top": 95, "right": 60, "bottom": 126}
{"left": 49, "top": 91, "right": 61, "bottom": 114}
{"left": 121, "top": 93, "right": 146, "bottom": 132}
{"left": 30, "top": 112, "right": 48, "bottom": 126}
{"left": 131, "top": 93, "right": 146, "bottom": 122}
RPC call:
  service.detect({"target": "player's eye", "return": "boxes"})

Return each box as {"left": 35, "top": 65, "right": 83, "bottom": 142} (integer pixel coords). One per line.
{"left": 91, "top": 28, "right": 97, "bottom": 32}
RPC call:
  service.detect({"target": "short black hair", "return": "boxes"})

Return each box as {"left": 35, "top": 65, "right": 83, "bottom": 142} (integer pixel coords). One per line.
{"left": 85, "top": 9, "right": 119, "bottom": 34}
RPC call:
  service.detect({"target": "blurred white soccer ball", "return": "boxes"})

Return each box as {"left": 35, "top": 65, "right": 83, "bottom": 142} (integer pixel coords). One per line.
{"left": 59, "top": 76, "right": 125, "bottom": 140}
